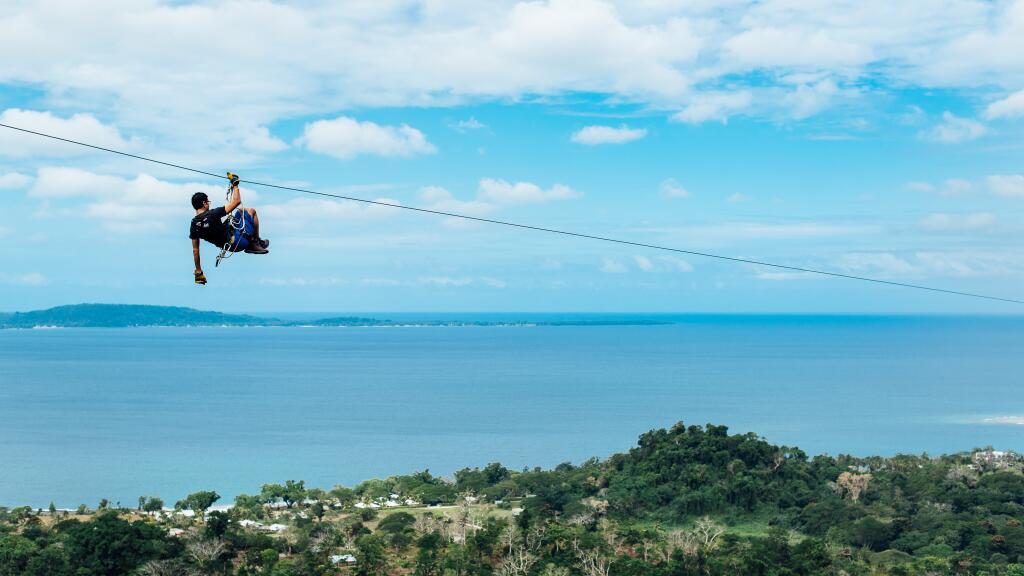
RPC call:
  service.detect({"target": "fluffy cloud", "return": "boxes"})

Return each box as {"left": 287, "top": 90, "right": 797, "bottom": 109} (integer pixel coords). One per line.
{"left": 478, "top": 178, "right": 581, "bottom": 205}
{"left": 28, "top": 167, "right": 230, "bottom": 230}
{"left": 0, "top": 171, "right": 32, "bottom": 189}
{"left": 985, "top": 89, "right": 1024, "bottom": 119}
{"left": 0, "top": 109, "right": 133, "bottom": 158}
{"left": 919, "top": 212, "right": 995, "bottom": 231}
{"left": 925, "top": 112, "right": 986, "bottom": 143}
{"left": 571, "top": 124, "right": 647, "bottom": 145}
{"left": 633, "top": 255, "right": 693, "bottom": 272}
{"left": 988, "top": 174, "right": 1024, "bottom": 197}
{"left": 451, "top": 118, "right": 487, "bottom": 132}
{"left": 839, "top": 251, "right": 1018, "bottom": 278}
{"left": 2, "top": 0, "right": 1024, "bottom": 145}
{"left": 260, "top": 196, "right": 402, "bottom": 231}
{"left": 600, "top": 258, "right": 627, "bottom": 273}
{"left": 723, "top": 28, "right": 871, "bottom": 69}
{"left": 297, "top": 117, "right": 436, "bottom": 160}
{"left": 660, "top": 178, "right": 690, "bottom": 198}
{"left": 672, "top": 91, "right": 752, "bottom": 124}
{"left": 0, "top": 272, "right": 46, "bottom": 286}
{"left": 727, "top": 193, "right": 750, "bottom": 203}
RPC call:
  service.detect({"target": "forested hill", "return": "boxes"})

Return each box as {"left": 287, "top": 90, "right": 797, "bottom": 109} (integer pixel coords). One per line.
{"left": 0, "top": 304, "right": 271, "bottom": 328}
{"left": 0, "top": 304, "right": 673, "bottom": 328}
{"left": 3, "top": 422, "right": 1023, "bottom": 576}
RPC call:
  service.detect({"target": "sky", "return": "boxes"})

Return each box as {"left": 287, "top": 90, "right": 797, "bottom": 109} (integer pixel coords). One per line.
{"left": 0, "top": 0, "right": 1023, "bottom": 314}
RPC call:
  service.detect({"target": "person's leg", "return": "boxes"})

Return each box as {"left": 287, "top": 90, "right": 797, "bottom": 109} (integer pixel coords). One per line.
{"left": 245, "top": 207, "right": 260, "bottom": 239}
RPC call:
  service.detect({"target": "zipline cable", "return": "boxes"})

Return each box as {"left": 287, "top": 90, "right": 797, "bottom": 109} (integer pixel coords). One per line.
{"left": 2, "top": 121, "right": 1022, "bottom": 305}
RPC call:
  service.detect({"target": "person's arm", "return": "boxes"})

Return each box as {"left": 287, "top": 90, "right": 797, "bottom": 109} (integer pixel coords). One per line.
{"left": 192, "top": 238, "right": 206, "bottom": 284}
{"left": 224, "top": 178, "right": 241, "bottom": 213}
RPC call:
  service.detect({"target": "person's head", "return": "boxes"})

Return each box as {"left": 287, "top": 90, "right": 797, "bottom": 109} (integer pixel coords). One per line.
{"left": 191, "top": 192, "right": 209, "bottom": 210}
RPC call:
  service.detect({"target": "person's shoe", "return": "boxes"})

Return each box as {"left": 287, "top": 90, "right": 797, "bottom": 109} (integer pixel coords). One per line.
{"left": 244, "top": 244, "right": 269, "bottom": 254}
{"left": 258, "top": 238, "right": 270, "bottom": 249}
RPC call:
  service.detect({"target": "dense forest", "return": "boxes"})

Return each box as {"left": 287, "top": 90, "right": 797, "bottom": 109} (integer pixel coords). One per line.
{"left": 2, "top": 422, "right": 1022, "bottom": 575}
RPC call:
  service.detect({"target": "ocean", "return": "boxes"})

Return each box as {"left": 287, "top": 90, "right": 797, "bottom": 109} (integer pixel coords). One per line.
{"left": 1, "top": 314, "right": 1022, "bottom": 508}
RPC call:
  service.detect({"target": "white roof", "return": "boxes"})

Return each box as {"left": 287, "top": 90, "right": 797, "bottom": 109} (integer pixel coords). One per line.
{"left": 331, "top": 554, "right": 357, "bottom": 564}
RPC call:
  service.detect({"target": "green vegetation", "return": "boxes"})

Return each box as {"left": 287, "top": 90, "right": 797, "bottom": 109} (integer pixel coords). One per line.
{"left": 2, "top": 422, "right": 1023, "bottom": 575}
{"left": 0, "top": 304, "right": 672, "bottom": 329}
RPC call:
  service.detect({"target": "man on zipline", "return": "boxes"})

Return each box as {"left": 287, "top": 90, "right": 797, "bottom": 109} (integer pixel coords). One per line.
{"left": 190, "top": 173, "right": 270, "bottom": 285}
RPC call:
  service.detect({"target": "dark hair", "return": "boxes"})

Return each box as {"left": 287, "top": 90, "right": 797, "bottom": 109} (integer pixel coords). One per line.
{"left": 191, "top": 192, "right": 209, "bottom": 210}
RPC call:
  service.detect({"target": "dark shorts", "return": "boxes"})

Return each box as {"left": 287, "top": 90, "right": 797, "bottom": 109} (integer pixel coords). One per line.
{"left": 228, "top": 209, "right": 256, "bottom": 252}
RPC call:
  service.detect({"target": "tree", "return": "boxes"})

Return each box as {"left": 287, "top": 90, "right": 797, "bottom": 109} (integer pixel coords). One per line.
{"left": 24, "top": 546, "right": 72, "bottom": 576}
{"left": 329, "top": 486, "right": 357, "bottom": 508}
{"left": 415, "top": 532, "right": 445, "bottom": 576}
{"left": 141, "top": 497, "right": 164, "bottom": 513}
{"left": 61, "top": 512, "right": 174, "bottom": 575}
{"left": 355, "top": 534, "right": 388, "bottom": 576}
{"left": 176, "top": 491, "right": 220, "bottom": 519}
{"left": 186, "top": 538, "right": 228, "bottom": 574}
{"left": 261, "top": 480, "right": 306, "bottom": 508}
{"left": 0, "top": 534, "right": 38, "bottom": 576}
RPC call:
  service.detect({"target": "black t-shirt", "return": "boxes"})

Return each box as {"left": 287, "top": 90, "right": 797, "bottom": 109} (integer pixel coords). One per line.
{"left": 189, "top": 206, "right": 230, "bottom": 247}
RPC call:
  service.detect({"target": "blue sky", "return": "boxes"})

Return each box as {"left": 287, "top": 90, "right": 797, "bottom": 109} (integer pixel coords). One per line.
{"left": 1, "top": 0, "right": 1023, "bottom": 314}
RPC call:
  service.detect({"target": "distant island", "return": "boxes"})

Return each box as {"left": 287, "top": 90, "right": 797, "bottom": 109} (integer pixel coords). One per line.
{"left": 0, "top": 304, "right": 673, "bottom": 329}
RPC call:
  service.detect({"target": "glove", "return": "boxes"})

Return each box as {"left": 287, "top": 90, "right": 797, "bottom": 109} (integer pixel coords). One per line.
{"left": 227, "top": 172, "right": 240, "bottom": 187}
{"left": 194, "top": 271, "right": 207, "bottom": 285}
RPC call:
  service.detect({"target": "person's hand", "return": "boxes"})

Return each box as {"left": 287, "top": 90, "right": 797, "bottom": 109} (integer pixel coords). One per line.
{"left": 194, "top": 270, "right": 207, "bottom": 285}
{"left": 228, "top": 172, "right": 240, "bottom": 187}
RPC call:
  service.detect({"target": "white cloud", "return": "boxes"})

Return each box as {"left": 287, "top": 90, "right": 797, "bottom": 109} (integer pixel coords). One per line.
{"left": 478, "top": 178, "right": 581, "bottom": 205}
{"left": 906, "top": 178, "right": 975, "bottom": 196}
{"left": 988, "top": 174, "right": 1024, "bottom": 197}
{"left": 633, "top": 255, "right": 655, "bottom": 271}
{"left": 919, "top": 212, "right": 995, "bottom": 231}
{"left": 1, "top": 0, "right": 1024, "bottom": 147}
{"left": 839, "top": 251, "right": 1018, "bottom": 278}
{"left": 541, "top": 258, "right": 563, "bottom": 270}
{"left": 658, "top": 255, "right": 693, "bottom": 272}
{"left": 985, "top": 89, "right": 1024, "bottom": 119}
{"left": 452, "top": 118, "right": 487, "bottom": 132}
{"left": 672, "top": 91, "right": 752, "bottom": 124}
{"left": 261, "top": 196, "right": 401, "bottom": 230}
{"left": 0, "top": 171, "right": 32, "bottom": 189}
{"left": 642, "top": 221, "right": 874, "bottom": 244}
{"left": 942, "top": 178, "right": 974, "bottom": 196}
{"left": 418, "top": 185, "right": 496, "bottom": 227}
{"left": 297, "top": 117, "right": 436, "bottom": 160}
{"left": 0, "top": 272, "right": 47, "bottom": 286}
{"left": 0, "top": 109, "right": 133, "bottom": 158}
{"left": 723, "top": 27, "right": 872, "bottom": 69}
{"left": 904, "top": 181, "right": 934, "bottom": 193}
{"left": 27, "top": 168, "right": 231, "bottom": 230}
{"left": 241, "top": 126, "right": 288, "bottom": 153}
{"left": 417, "top": 276, "right": 474, "bottom": 287}
{"left": 925, "top": 112, "right": 986, "bottom": 143}
{"left": 781, "top": 79, "right": 843, "bottom": 119}
{"left": 727, "top": 193, "right": 750, "bottom": 203}
{"left": 631, "top": 254, "right": 694, "bottom": 272}
{"left": 571, "top": 124, "right": 647, "bottom": 145}
{"left": 600, "top": 258, "right": 627, "bottom": 273}
{"left": 755, "top": 271, "right": 819, "bottom": 281}
{"left": 659, "top": 178, "right": 690, "bottom": 198}
{"left": 480, "top": 277, "right": 508, "bottom": 288}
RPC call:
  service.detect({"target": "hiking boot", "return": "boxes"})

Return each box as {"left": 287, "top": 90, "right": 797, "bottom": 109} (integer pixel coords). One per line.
{"left": 244, "top": 244, "right": 269, "bottom": 254}
{"left": 258, "top": 238, "right": 270, "bottom": 249}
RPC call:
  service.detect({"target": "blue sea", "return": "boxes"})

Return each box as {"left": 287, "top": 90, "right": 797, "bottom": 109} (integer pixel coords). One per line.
{"left": 1, "top": 314, "right": 1022, "bottom": 508}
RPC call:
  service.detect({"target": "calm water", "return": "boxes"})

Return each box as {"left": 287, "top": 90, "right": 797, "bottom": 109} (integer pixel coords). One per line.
{"left": 1, "top": 315, "right": 1022, "bottom": 508}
